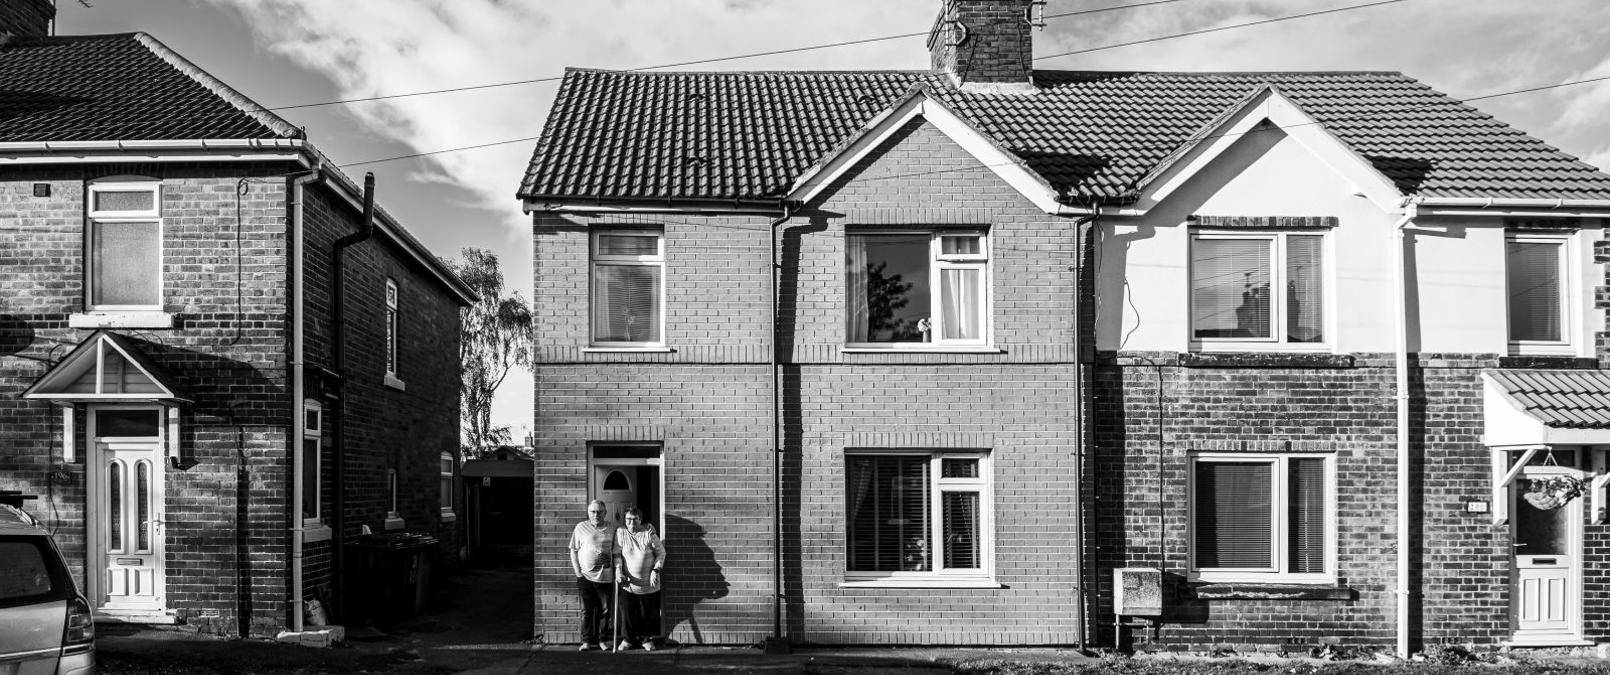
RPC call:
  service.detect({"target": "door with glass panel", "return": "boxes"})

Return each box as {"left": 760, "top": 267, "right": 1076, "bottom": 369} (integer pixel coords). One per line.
{"left": 89, "top": 407, "right": 167, "bottom": 615}
{"left": 1510, "top": 463, "right": 1583, "bottom": 644}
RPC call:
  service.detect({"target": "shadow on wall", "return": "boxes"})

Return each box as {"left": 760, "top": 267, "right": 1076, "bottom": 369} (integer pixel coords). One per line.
{"left": 662, "top": 514, "right": 729, "bottom": 644}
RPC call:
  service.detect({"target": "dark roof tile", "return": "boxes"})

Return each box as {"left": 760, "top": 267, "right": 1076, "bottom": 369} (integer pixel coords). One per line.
{"left": 520, "top": 68, "right": 1610, "bottom": 203}
{"left": 0, "top": 33, "right": 297, "bottom": 143}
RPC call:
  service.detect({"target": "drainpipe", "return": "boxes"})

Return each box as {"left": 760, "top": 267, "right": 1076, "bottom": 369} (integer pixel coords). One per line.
{"left": 768, "top": 202, "right": 795, "bottom": 651}
{"left": 1390, "top": 199, "right": 1419, "bottom": 658}
{"left": 1070, "top": 203, "right": 1100, "bottom": 649}
{"left": 286, "top": 163, "right": 322, "bottom": 632}
{"left": 330, "top": 172, "right": 378, "bottom": 622}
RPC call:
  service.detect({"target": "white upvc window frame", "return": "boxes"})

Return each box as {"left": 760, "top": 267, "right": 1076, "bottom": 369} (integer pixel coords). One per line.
{"left": 385, "top": 279, "right": 399, "bottom": 377}
{"left": 1188, "top": 452, "right": 1337, "bottom": 584}
{"left": 844, "top": 229, "right": 992, "bottom": 351}
{"left": 439, "top": 451, "right": 457, "bottom": 522}
{"left": 301, "top": 400, "right": 322, "bottom": 525}
{"left": 1505, "top": 231, "right": 1576, "bottom": 356}
{"left": 589, "top": 229, "right": 666, "bottom": 348}
{"left": 86, "top": 179, "right": 164, "bottom": 312}
{"left": 842, "top": 449, "right": 998, "bottom": 588}
{"left": 1188, "top": 230, "right": 1331, "bottom": 352}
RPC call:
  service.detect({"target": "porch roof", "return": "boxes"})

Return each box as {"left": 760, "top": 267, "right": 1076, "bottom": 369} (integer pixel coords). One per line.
{"left": 1483, "top": 369, "right": 1610, "bottom": 446}
{"left": 21, "top": 331, "right": 190, "bottom": 405}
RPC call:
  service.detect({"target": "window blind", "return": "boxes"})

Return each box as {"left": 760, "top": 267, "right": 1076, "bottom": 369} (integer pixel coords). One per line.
{"left": 942, "top": 491, "right": 980, "bottom": 569}
{"left": 1285, "top": 235, "right": 1324, "bottom": 343}
{"left": 1192, "top": 239, "right": 1270, "bottom": 339}
{"left": 1287, "top": 458, "right": 1325, "bottom": 573}
{"left": 846, "top": 455, "right": 930, "bottom": 572}
{"left": 1194, "top": 462, "right": 1272, "bottom": 568}
{"left": 1507, "top": 241, "right": 1562, "bottom": 342}
{"left": 592, "top": 265, "right": 661, "bottom": 342}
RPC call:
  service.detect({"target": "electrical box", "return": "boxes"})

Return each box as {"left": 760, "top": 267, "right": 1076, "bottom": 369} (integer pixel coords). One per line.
{"left": 1114, "top": 567, "right": 1163, "bottom": 616}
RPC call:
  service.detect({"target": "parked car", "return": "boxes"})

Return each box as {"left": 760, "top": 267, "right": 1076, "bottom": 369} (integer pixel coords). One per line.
{"left": 0, "top": 503, "right": 93, "bottom": 675}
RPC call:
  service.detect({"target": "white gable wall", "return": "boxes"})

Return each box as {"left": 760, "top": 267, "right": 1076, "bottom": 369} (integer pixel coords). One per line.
{"left": 1096, "top": 116, "right": 1604, "bottom": 356}
{"left": 1097, "top": 125, "right": 1398, "bottom": 353}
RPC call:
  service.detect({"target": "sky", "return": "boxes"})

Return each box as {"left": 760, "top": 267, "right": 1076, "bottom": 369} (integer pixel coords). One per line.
{"left": 51, "top": 0, "right": 1610, "bottom": 441}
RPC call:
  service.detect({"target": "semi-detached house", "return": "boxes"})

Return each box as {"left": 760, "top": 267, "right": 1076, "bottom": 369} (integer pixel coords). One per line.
{"left": 0, "top": 2, "right": 473, "bottom": 638}
{"left": 519, "top": 0, "right": 1610, "bottom": 652}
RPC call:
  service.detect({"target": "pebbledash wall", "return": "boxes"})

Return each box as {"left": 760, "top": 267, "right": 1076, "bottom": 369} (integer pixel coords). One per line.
{"left": 1089, "top": 120, "right": 1610, "bottom": 650}
{"left": 531, "top": 117, "right": 1085, "bottom": 645}
{"left": 0, "top": 163, "right": 462, "bottom": 637}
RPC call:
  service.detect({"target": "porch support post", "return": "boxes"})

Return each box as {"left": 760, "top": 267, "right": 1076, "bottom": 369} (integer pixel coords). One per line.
{"left": 62, "top": 406, "right": 75, "bottom": 463}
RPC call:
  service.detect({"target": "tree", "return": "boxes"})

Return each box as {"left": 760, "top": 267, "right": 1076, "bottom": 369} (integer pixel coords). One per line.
{"left": 448, "top": 248, "right": 533, "bottom": 458}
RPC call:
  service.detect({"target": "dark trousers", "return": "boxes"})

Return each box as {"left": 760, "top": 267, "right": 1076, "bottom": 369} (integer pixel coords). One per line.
{"left": 575, "top": 577, "right": 613, "bottom": 645}
{"left": 620, "top": 591, "right": 662, "bottom": 645}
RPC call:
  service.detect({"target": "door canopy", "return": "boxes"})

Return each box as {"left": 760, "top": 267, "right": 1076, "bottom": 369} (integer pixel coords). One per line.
{"left": 22, "top": 331, "right": 189, "bottom": 405}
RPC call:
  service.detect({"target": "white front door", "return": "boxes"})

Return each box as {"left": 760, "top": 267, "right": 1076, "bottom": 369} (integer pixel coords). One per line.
{"left": 1510, "top": 467, "right": 1584, "bottom": 645}
{"left": 88, "top": 407, "right": 168, "bottom": 618}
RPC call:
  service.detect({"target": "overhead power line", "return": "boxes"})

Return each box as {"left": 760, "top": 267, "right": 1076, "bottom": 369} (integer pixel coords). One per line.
{"left": 335, "top": 0, "right": 1417, "bottom": 168}
{"left": 269, "top": 0, "right": 1196, "bottom": 111}
{"left": 1036, "top": 0, "right": 1412, "bottom": 62}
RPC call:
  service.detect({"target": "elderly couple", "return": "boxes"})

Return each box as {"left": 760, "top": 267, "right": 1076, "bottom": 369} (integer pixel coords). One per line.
{"left": 568, "top": 500, "right": 666, "bottom": 652}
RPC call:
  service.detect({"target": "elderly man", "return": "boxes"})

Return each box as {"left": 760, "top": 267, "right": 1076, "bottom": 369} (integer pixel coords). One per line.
{"left": 569, "top": 499, "right": 615, "bottom": 651}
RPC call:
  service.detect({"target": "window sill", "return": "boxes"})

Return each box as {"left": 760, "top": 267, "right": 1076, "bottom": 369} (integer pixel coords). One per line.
{"left": 383, "top": 514, "right": 406, "bottom": 531}
{"left": 303, "top": 522, "right": 332, "bottom": 544}
{"left": 839, "top": 577, "right": 1002, "bottom": 589}
{"left": 584, "top": 347, "right": 675, "bottom": 353}
{"left": 69, "top": 311, "right": 174, "bottom": 329}
{"left": 1499, "top": 356, "right": 1597, "bottom": 370}
{"left": 1179, "top": 352, "right": 1354, "bottom": 369}
{"left": 1186, "top": 582, "right": 1354, "bottom": 601}
{"left": 384, "top": 374, "right": 407, "bottom": 391}
{"left": 841, "top": 346, "right": 1004, "bottom": 354}
{"left": 440, "top": 510, "right": 457, "bottom": 523}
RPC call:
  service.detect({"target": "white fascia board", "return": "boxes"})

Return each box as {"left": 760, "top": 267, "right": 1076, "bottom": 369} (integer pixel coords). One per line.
{"left": 1135, "top": 89, "right": 1403, "bottom": 215}
{"left": 786, "top": 94, "right": 1063, "bottom": 213}
{"left": 522, "top": 200, "right": 783, "bottom": 215}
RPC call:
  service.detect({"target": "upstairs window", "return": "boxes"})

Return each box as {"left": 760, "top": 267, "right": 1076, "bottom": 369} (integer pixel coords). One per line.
{"left": 1507, "top": 233, "right": 1571, "bottom": 350}
{"left": 1190, "top": 453, "right": 1334, "bottom": 582}
{"left": 87, "top": 179, "right": 162, "bottom": 311}
{"left": 846, "top": 231, "right": 989, "bottom": 347}
{"left": 439, "top": 452, "right": 456, "bottom": 520}
{"left": 1190, "top": 232, "right": 1325, "bottom": 347}
{"left": 590, "top": 230, "right": 664, "bottom": 346}
{"left": 385, "top": 279, "right": 399, "bottom": 377}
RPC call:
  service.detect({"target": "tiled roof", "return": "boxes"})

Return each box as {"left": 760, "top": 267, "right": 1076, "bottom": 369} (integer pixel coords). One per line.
{"left": 1487, "top": 369, "right": 1610, "bottom": 429}
{"left": 0, "top": 33, "right": 299, "bottom": 142}
{"left": 520, "top": 68, "right": 1610, "bottom": 203}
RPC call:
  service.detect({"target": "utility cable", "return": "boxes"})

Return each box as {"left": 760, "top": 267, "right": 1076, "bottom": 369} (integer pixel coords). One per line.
{"left": 267, "top": 0, "right": 1198, "bottom": 111}
{"left": 334, "top": 0, "right": 1420, "bottom": 168}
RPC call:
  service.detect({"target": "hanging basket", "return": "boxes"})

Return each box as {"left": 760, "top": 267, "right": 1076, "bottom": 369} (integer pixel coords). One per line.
{"left": 1522, "top": 475, "right": 1588, "bottom": 511}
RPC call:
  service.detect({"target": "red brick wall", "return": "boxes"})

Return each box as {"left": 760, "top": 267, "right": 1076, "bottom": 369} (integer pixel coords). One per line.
{"left": 927, "top": 0, "right": 1035, "bottom": 85}
{"left": 298, "top": 181, "right": 464, "bottom": 608}
{"left": 0, "top": 164, "right": 462, "bottom": 637}
{"left": 0, "top": 163, "right": 294, "bottom": 637}
{"left": 532, "top": 118, "right": 1084, "bottom": 645}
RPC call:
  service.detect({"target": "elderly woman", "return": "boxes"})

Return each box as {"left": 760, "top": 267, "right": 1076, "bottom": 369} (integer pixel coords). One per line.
{"left": 612, "top": 506, "right": 666, "bottom": 651}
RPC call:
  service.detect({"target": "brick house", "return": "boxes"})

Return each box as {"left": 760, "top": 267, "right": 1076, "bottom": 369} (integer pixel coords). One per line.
{"left": 0, "top": 6, "right": 473, "bottom": 638}
{"left": 520, "top": 0, "right": 1610, "bottom": 651}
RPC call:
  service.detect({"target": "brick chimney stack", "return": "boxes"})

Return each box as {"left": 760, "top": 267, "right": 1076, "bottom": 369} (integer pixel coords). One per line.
{"left": 0, "top": 0, "right": 54, "bottom": 37}
{"left": 927, "top": 0, "right": 1042, "bottom": 91}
